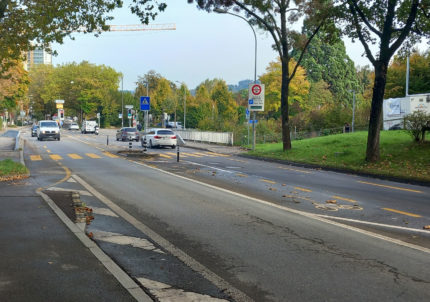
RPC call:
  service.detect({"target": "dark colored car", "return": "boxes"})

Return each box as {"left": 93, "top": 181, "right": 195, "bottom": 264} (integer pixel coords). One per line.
{"left": 389, "top": 124, "right": 402, "bottom": 130}
{"left": 31, "top": 125, "right": 39, "bottom": 137}
{"left": 116, "top": 127, "right": 140, "bottom": 141}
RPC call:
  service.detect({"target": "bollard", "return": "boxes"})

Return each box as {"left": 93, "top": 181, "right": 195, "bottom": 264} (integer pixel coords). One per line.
{"left": 143, "top": 137, "right": 147, "bottom": 152}
{"left": 129, "top": 141, "right": 132, "bottom": 149}
{"left": 106, "top": 135, "right": 109, "bottom": 145}
{"left": 177, "top": 144, "right": 180, "bottom": 162}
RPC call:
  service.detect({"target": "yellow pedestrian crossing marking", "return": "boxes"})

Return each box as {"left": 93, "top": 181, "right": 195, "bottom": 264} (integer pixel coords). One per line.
{"left": 30, "top": 155, "right": 42, "bottom": 161}
{"left": 103, "top": 151, "right": 119, "bottom": 158}
{"left": 68, "top": 153, "right": 83, "bottom": 159}
{"left": 194, "top": 152, "right": 216, "bottom": 157}
{"left": 86, "top": 153, "right": 101, "bottom": 159}
{"left": 166, "top": 152, "right": 187, "bottom": 158}
{"left": 159, "top": 154, "right": 173, "bottom": 159}
{"left": 181, "top": 152, "right": 202, "bottom": 157}
{"left": 206, "top": 152, "right": 230, "bottom": 157}
{"left": 49, "top": 154, "right": 63, "bottom": 161}
{"left": 46, "top": 149, "right": 51, "bottom": 153}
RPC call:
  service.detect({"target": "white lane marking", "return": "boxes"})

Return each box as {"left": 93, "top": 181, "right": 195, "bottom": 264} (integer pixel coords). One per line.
{"left": 127, "top": 161, "right": 430, "bottom": 255}
{"left": 45, "top": 187, "right": 92, "bottom": 196}
{"left": 92, "top": 207, "right": 119, "bottom": 217}
{"left": 184, "top": 161, "right": 234, "bottom": 174}
{"left": 72, "top": 174, "right": 252, "bottom": 302}
{"left": 92, "top": 230, "right": 165, "bottom": 254}
{"left": 137, "top": 277, "right": 229, "bottom": 302}
{"left": 316, "top": 214, "right": 430, "bottom": 234}
{"left": 67, "top": 178, "right": 77, "bottom": 183}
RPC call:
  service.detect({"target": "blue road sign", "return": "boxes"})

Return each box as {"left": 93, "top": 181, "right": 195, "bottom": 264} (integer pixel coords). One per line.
{"left": 140, "top": 96, "right": 150, "bottom": 111}
{"left": 248, "top": 120, "right": 258, "bottom": 124}
{"left": 248, "top": 99, "right": 254, "bottom": 105}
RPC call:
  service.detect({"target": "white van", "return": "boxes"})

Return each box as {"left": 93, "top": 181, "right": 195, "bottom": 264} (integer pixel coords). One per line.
{"left": 81, "top": 120, "right": 98, "bottom": 134}
{"left": 37, "top": 120, "right": 60, "bottom": 141}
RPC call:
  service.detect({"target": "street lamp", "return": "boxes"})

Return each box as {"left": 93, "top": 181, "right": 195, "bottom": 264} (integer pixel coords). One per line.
{"left": 121, "top": 75, "right": 124, "bottom": 127}
{"left": 214, "top": 8, "right": 257, "bottom": 150}
{"left": 175, "top": 81, "right": 186, "bottom": 130}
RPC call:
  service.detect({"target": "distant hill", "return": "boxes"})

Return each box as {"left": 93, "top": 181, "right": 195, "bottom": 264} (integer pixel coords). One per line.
{"left": 228, "top": 79, "right": 253, "bottom": 92}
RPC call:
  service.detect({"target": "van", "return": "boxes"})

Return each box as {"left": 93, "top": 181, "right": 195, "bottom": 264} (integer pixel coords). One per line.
{"left": 37, "top": 120, "right": 60, "bottom": 141}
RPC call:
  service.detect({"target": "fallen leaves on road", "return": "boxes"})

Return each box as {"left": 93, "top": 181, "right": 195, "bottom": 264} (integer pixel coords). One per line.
{"left": 423, "top": 225, "right": 430, "bottom": 230}
{"left": 326, "top": 199, "right": 337, "bottom": 204}
{"left": 0, "top": 174, "right": 29, "bottom": 182}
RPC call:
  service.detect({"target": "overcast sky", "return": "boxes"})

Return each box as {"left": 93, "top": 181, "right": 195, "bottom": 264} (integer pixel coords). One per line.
{"left": 52, "top": 1, "right": 373, "bottom": 91}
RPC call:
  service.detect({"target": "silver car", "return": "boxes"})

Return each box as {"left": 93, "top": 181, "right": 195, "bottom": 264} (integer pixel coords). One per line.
{"left": 116, "top": 127, "right": 139, "bottom": 141}
{"left": 142, "top": 128, "right": 177, "bottom": 149}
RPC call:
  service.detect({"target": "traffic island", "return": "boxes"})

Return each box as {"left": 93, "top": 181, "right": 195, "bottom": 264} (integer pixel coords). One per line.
{"left": 117, "top": 150, "right": 160, "bottom": 159}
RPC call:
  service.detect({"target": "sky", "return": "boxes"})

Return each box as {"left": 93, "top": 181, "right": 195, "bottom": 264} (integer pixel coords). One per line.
{"left": 52, "top": 1, "right": 372, "bottom": 92}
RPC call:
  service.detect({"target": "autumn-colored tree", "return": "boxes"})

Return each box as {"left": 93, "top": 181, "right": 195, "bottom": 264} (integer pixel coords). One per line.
{"left": 210, "top": 80, "right": 238, "bottom": 130}
{"left": 385, "top": 50, "right": 430, "bottom": 99}
{"left": 0, "top": 61, "right": 29, "bottom": 112}
{"left": 260, "top": 58, "right": 310, "bottom": 117}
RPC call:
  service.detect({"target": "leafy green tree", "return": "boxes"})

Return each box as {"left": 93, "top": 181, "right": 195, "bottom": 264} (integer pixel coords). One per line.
{"left": 292, "top": 32, "right": 360, "bottom": 106}
{"left": 338, "top": 0, "right": 430, "bottom": 162}
{"left": 0, "top": 0, "right": 122, "bottom": 73}
{"left": 187, "top": 83, "right": 213, "bottom": 129}
{"left": 189, "top": 0, "right": 334, "bottom": 151}
{"left": 211, "top": 80, "right": 238, "bottom": 130}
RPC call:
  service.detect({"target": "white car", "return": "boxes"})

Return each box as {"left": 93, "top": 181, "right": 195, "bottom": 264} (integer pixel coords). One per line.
{"left": 142, "top": 128, "right": 177, "bottom": 149}
{"left": 37, "top": 120, "right": 60, "bottom": 141}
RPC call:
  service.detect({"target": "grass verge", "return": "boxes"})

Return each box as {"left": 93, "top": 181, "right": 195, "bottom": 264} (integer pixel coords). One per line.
{"left": 0, "top": 159, "right": 29, "bottom": 181}
{"left": 248, "top": 130, "right": 430, "bottom": 183}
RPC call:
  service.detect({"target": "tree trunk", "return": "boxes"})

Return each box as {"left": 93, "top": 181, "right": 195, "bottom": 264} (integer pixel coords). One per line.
{"left": 366, "top": 61, "right": 388, "bottom": 162}
{"left": 280, "top": 58, "right": 291, "bottom": 151}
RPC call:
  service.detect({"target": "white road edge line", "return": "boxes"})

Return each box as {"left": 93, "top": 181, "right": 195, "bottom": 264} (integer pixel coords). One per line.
{"left": 127, "top": 160, "right": 430, "bottom": 255}
{"left": 316, "top": 214, "right": 430, "bottom": 234}
{"left": 71, "top": 174, "right": 253, "bottom": 302}
{"left": 36, "top": 190, "right": 152, "bottom": 302}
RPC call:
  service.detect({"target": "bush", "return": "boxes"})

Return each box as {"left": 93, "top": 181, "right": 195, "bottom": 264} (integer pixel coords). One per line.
{"left": 404, "top": 111, "right": 430, "bottom": 142}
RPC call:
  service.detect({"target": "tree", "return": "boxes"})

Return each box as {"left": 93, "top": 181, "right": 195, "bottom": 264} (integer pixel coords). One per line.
{"left": 0, "top": 61, "right": 29, "bottom": 112}
{"left": 189, "top": 0, "right": 333, "bottom": 150}
{"left": 260, "top": 57, "right": 310, "bottom": 118}
{"left": 292, "top": 31, "right": 360, "bottom": 106}
{"left": 385, "top": 50, "right": 430, "bottom": 98}
{"left": 0, "top": 0, "right": 123, "bottom": 73}
{"left": 338, "top": 0, "right": 430, "bottom": 162}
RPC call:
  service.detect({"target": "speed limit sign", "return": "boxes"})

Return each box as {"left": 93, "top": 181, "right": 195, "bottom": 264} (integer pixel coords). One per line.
{"left": 248, "top": 83, "right": 265, "bottom": 111}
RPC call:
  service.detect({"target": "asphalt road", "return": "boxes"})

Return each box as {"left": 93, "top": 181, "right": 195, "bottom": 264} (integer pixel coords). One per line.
{"left": 23, "top": 128, "right": 430, "bottom": 301}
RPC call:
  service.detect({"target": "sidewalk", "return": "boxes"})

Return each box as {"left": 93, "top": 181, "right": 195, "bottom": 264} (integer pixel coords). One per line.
{"left": 0, "top": 130, "right": 144, "bottom": 301}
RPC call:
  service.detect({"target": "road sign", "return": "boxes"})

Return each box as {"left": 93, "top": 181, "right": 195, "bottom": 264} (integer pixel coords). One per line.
{"left": 125, "top": 105, "right": 133, "bottom": 109}
{"left": 96, "top": 113, "right": 100, "bottom": 118}
{"left": 119, "top": 113, "right": 123, "bottom": 119}
{"left": 245, "top": 108, "right": 250, "bottom": 120}
{"left": 248, "top": 83, "right": 265, "bottom": 111}
{"left": 55, "top": 99, "right": 65, "bottom": 104}
{"left": 140, "top": 96, "right": 150, "bottom": 111}
{"left": 56, "top": 104, "right": 63, "bottom": 109}
{"left": 248, "top": 120, "right": 258, "bottom": 124}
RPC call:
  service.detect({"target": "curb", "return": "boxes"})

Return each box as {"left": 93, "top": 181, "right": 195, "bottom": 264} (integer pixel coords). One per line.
{"left": 37, "top": 189, "right": 153, "bottom": 302}
{"left": 239, "top": 153, "right": 430, "bottom": 188}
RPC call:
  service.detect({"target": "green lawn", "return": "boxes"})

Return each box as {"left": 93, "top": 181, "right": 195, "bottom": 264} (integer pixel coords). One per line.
{"left": 0, "top": 159, "right": 28, "bottom": 178}
{"left": 248, "top": 131, "right": 430, "bottom": 182}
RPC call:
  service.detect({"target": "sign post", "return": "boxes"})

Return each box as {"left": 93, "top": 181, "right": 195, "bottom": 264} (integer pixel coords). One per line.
{"left": 140, "top": 96, "right": 150, "bottom": 131}
{"left": 248, "top": 84, "right": 265, "bottom": 150}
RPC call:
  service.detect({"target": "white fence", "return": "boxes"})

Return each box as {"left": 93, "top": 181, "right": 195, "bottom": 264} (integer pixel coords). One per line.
{"left": 175, "top": 130, "right": 234, "bottom": 146}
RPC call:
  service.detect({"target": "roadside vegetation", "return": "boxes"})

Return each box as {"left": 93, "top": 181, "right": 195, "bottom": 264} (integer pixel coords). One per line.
{"left": 0, "top": 159, "right": 29, "bottom": 181}
{"left": 248, "top": 131, "right": 430, "bottom": 183}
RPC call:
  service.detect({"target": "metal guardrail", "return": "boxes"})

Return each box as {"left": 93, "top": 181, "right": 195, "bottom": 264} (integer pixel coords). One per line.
{"left": 175, "top": 130, "right": 234, "bottom": 146}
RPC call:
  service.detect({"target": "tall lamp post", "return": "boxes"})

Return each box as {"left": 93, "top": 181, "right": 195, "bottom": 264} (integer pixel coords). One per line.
{"left": 214, "top": 8, "right": 257, "bottom": 150}
{"left": 175, "top": 81, "right": 186, "bottom": 130}
{"left": 121, "top": 75, "right": 124, "bottom": 127}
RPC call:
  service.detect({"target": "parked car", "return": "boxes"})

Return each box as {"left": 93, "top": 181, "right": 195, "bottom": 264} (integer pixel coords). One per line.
{"left": 64, "top": 122, "right": 79, "bottom": 130}
{"left": 31, "top": 125, "right": 39, "bottom": 137}
{"left": 142, "top": 128, "right": 176, "bottom": 149}
{"left": 116, "top": 127, "right": 140, "bottom": 141}
{"left": 167, "top": 121, "right": 183, "bottom": 129}
{"left": 37, "top": 120, "right": 60, "bottom": 141}
{"left": 389, "top": 123, "right": 403, "bottom": 130}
